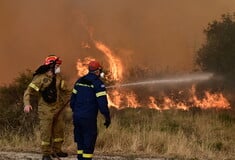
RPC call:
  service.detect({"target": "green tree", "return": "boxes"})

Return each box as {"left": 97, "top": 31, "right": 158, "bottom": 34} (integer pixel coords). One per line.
{"left": 195, "top": 13, "right": 235, "bottom": 80}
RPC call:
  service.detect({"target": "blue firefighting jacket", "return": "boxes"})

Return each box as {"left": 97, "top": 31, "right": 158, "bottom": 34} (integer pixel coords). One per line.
{"left": 70, "top": 72, "right": 110, "bottom": 122}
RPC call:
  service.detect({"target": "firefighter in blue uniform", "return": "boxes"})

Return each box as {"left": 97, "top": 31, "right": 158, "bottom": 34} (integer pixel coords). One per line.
{"left": 70, "top": 60, "right": 111, "bottom": 160}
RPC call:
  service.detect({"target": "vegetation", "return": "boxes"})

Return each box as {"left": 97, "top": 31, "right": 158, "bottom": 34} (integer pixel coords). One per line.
{"left": 0, "top": 107, "right": 235, "bottom": 160}
{"left": 0, "top": 71, "right": 234, "bottom": 160}
{"left": 195, "top": 13, "right": 235, "bottom": 88}
{"left": 96, "top": 108, "right": 235, "bottom": 160}
{"left": 1, "top": 12, "right": 235, "bottom": 160}
{"left": 0, "top": 70, "right": 39, "bottom": 136}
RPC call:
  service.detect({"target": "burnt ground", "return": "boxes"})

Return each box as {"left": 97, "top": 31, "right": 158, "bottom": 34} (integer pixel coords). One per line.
{"left": 0, "top": 152, "right": 169, "bottom": 160}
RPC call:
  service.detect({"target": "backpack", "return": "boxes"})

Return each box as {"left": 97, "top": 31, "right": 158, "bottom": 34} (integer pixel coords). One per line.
{"left": 41, "top": 76, "right": 57, "bottom": 103}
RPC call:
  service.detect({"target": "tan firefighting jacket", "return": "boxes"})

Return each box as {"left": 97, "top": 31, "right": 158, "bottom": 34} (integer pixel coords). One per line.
{"left": 23, "top": 73, "right": 70, "bottom": 108}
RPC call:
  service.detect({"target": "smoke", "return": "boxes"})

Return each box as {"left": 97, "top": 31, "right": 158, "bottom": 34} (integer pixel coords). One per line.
{"left": 0, "top": 0, "right": 235, "bottom": 84}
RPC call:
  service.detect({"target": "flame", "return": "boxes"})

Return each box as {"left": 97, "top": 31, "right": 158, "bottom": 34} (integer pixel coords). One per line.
{"left": 148, "top": 96, "right": 161, "bottom": 110}
{"left": 78, "top": 14, "right": 123, "bottom": 82}
{"left": 107, "top": 90, "right": 122, "bottom": 108}
{"left": 78, "top": 41, "right": 123, "bottom": 82}
{"left": 76, "top": 57, "right": 95, "bottom": 77}
{"left": 126, "top": 91, "right": 140, "bottom": 108}
{"left": 162, "top": 97, "right": 188, "bottom": 110}
{"left": 107, "top": 86, "right": 230, "bottom": 110}
{"left": 94, "top": 41, "right": 123, "bottom": 81}
{"left": 75, "top": 56, "right": 230, "bottom": 111}
{"left": 190, "top": 85, "right": 230, "bottom": 109}
{"left": 76, "top": 16, "right": 230, "bottom": 111}
{"left": 107, "top": 90, "right": 140, "bottom": 109}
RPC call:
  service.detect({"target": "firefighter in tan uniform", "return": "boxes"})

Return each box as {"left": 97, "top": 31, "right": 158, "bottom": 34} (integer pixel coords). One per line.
{"left": 23, "top": 55, "right": 70, "bottom": 160}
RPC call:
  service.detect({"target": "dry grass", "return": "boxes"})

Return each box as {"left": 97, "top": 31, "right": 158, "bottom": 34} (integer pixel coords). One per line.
{"left": 0, "top": 108, "right": 235, "bottom": 160}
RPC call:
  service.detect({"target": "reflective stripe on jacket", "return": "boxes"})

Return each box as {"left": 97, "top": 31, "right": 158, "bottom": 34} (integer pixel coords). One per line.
{"left": 70, "top": 73, "right": 110, "bottom": 120}
{"left": 23, "top": 73, "right": 68, "bottom": 106}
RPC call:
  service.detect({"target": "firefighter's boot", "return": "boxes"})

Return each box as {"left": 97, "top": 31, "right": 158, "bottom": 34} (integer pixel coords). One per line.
{"left": 77, "top": 154, "right": 83, "bottom": 160}
{"left": 42, "top": 155, "right": 52, "bottom": 160}
{"left": 52, "top": 151, "right": 68, "bottom": 157}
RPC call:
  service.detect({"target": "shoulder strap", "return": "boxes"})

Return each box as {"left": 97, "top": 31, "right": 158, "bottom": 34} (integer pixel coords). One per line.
{"left": 40, "top": 76, "right": 57, "bottom": 103}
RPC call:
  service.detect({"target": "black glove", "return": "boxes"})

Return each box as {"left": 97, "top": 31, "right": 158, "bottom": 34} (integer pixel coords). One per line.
{"left": 104, "top": 116, "right": 111, "bottom": 128}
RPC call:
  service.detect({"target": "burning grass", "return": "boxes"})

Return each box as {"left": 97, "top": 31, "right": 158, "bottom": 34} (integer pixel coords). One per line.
{"left": 0, "top": 108, "right": 235, "bottom": 160}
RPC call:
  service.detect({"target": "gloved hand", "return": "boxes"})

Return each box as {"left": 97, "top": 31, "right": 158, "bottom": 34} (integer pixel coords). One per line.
{"left": 104, "top": 116, "right": 111, "bottom": 128}
{"left": 24, "top": 105, "right": 33, "bottom": 113}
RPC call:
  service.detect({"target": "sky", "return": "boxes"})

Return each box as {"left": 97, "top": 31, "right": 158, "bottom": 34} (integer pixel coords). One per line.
{"left": 0, "top": 0, "right": 235, "bottom": 84}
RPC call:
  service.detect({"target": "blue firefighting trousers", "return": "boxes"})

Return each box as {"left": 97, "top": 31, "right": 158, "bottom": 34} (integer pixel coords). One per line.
{"left": 74, "top": 118, "right": 97, "bottom": 160}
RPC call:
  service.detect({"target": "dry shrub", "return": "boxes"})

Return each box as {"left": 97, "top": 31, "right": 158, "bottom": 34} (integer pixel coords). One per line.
{"left": 1, "top": 108, "right": 235, "bottom": 160}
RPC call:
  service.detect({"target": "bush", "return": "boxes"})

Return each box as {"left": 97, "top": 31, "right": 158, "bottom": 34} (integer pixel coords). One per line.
{"left": 0, "top": 70, "right": 39, "bottom": 136}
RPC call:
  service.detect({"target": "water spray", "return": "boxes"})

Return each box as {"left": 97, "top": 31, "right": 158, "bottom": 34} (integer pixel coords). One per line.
{"left": 107, "top": 72, "right": 214, "bottom": 89}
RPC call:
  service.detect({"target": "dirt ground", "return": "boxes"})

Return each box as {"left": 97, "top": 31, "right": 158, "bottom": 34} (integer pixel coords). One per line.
{"left": 0, "top": 152, "right": 169, "bottom": 160}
